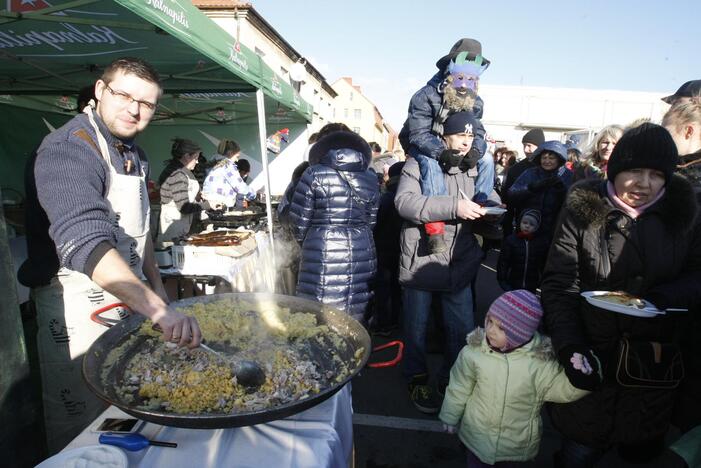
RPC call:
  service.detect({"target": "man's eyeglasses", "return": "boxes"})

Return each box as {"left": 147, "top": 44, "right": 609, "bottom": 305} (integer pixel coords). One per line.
{"left": 104, "top": 84, "right": 158, "bottom": 113}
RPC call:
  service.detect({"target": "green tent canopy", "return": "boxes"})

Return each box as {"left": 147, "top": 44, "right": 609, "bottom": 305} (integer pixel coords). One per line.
{"left": 0, "top": 0, "right": 312, "bottom": 120}
{"left": 0, "top": 0, "right": 312, "bottom": 251}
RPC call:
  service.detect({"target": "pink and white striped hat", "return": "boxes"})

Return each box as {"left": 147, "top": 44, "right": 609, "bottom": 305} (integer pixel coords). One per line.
{"left": 487, "top": 290, "right": 543, "bottom": 350}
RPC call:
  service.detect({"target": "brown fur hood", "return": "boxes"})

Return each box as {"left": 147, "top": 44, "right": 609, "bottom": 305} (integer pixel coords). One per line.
{"left": 564, "top": 174, "right": 698, "bottom": 232}
{"left": 467, "top": 328, "right": 555, "bottom": 361}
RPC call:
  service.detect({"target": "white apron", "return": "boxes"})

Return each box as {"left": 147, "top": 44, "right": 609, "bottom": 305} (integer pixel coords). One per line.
{"left": 157, "top": 172, "right": 199, "bottom": 244}
{"left": 35, "top": 107, "right": 150, "bottom": 453}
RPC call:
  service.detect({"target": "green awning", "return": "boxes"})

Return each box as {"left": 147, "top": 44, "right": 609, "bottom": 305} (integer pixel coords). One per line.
{"left": 0, "top": 0, "right": 312, "bottom": 121}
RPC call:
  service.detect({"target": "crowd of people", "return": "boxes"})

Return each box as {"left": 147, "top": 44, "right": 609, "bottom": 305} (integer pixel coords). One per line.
{"left": 279, "top": 39, "right": 701, "bottom": 467}
{"left": 16, "top": 44, "right": 701, "bottom": 467}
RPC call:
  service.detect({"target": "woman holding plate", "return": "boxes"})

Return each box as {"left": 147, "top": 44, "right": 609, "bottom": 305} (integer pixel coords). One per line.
{"left": 540, "top": 123, "right": 701, "bottom": 467}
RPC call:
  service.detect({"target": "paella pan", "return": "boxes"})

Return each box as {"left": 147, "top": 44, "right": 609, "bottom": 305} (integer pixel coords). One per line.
{"left": 83, "top": 293, "right": 371, "bottom": 428}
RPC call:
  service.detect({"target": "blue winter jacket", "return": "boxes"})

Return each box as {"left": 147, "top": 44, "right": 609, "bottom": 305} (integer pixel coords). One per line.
{"left": 398, "top": 71, "right": 487, "bottom": 160}
{"left": 288, "top": 146, "right": 380, "bottom": 320}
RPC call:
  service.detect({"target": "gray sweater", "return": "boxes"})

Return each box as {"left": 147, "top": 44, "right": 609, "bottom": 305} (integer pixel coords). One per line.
{"left": 33, "top": 113, "right": 149, "bottom": 275}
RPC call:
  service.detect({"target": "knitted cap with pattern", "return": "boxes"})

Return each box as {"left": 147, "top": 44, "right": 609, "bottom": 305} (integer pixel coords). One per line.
{"left": 487, "top": 290, "right": 543, "bottom": 350}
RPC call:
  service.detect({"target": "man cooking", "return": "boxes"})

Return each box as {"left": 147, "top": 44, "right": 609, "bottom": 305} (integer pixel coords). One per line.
{"left": 20, "top": 57, "right": 202, "bottom": 453}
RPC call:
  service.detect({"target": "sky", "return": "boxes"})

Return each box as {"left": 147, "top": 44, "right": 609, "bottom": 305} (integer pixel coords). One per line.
{"left": 250, "top": 0, "right": 701, "bottom": 130}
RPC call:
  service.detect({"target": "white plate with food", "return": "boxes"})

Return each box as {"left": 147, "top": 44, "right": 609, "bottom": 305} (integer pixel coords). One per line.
{"left": 36, "top": 444, "right": 127, "bottom": 468}
{"left": 482, "top": 206, "right": 507, "bottom": 216}
{"left": 580, "top": 291, "right": 664, "bottom": 318}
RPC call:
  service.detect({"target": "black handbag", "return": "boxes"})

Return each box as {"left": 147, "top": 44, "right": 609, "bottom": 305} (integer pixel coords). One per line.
{"left": 615, "top": 338, "right": 684, "bottom": 389}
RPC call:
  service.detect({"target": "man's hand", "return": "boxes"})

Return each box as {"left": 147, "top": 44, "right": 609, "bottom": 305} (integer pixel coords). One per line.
{"left": 457, "top": 199, "right": 486, "bottom": 220}
{"left": 152, "top": 306, "right": 202, "bottom": 349}
{"left": 439, "top": 149, "right": 463, "bottom": 171}
{"left": 458, "top": 147, "right": 481, "bottom": 172}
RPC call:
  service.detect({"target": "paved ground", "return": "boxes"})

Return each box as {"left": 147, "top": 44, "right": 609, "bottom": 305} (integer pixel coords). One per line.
{"left": 349, "top": 250, "right": 684, "bottom": 468}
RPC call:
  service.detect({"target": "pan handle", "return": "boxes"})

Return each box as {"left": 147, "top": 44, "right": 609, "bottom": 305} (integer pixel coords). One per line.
{"left": 367, "top": 340, "right": 403, "bottom": 368}
{"left": 90, "top": 303, "right": 131, "bottom": 327}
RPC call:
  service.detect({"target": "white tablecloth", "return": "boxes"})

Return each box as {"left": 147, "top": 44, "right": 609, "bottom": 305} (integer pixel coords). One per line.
{"left": 160, "top": 231, "right": 275, "bottom": 291}
{"left": 61, "top": 385, "right": 353, "bottom": 468}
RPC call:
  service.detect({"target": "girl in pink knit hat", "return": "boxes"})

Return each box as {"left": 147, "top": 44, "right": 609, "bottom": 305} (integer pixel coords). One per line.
{"left": 439, "top": 290, "right": 597, "bottom": 467}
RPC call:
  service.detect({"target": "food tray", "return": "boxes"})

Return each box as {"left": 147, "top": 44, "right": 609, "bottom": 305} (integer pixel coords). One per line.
{"left": 172, "top": 236, "right": 257, "bottom": 270}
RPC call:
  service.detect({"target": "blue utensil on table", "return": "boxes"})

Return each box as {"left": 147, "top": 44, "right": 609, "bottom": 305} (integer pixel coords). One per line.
{"left": 99, "top": 432, "right": 177, "bottom": 451}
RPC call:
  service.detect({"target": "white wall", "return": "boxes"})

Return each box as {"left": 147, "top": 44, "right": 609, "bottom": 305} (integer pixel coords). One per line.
{"left": 479, "top": 84, "right": 669, "bottom": 153}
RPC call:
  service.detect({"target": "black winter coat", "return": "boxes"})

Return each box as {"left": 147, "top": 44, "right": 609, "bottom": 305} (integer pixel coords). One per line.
{"left": 500, "top": 158, "right": 535, "bottom": 236}
{"left": 288, "top": 147, "right": 380, "bottom": 320}
{"left": 541, "top": 176, "right": 701, "bottom": 449}
{"left": 496, "top": 233, "right": 549, "bottom": 292}
{"left": 508, "top": 166, "right": 573, "bottom": 239}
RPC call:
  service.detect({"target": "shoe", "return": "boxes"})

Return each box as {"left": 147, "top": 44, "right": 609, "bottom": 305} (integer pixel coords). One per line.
{"left": 428, "top": 234, "right": 448, "bottom": 254}
{"left": 408, "top": 375, "right": 441, "bottom": 414}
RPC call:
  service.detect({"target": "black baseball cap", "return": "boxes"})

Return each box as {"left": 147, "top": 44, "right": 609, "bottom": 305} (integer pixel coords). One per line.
{"left": 662, "top": 80, "right": 701, "bottom": 104}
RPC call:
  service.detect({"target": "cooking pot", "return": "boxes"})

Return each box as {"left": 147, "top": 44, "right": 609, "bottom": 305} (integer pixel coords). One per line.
{"left": 83, "top": 293, "right": 371, "bottom": 428}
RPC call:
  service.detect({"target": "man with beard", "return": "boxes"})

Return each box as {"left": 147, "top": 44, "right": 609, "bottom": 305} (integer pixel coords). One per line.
{"left": 20, "top": 57, "right": 202, "bottom": 452}
{"left": 398, "top": 38, "right": 493, "bottom": 253}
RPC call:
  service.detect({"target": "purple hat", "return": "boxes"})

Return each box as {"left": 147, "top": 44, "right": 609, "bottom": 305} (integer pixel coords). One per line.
{"left": 487, "top": 290, "right": 543, "bottom": 350}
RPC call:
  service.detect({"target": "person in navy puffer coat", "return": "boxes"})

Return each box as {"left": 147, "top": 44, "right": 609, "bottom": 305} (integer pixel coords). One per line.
{"left": 507, "top": 141, "right": 573, "bottom": 240}
{"left": 288, "top": 131, "right": 380, "bottom": 321}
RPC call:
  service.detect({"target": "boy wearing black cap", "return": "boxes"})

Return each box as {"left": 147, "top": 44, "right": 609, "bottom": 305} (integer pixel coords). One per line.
{"left": 398, "top": 38, "right": 493, "bottom": 254}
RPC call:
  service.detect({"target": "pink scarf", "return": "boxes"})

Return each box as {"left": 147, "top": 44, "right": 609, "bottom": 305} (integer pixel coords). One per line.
{"left": 606, "top": 181, "right": 665, "bottom": 219}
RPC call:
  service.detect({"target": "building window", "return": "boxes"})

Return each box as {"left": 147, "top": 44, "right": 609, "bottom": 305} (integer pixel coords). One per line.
{"left": 344, "top": 108, "right": 348, "bottom": 118}
{"left": 254, "top": 47, "right": 265, "bottom": 57}
{"left": 280, "top": 66, "right": 288, "bottom": 76}
{"left": 350, "top": 92, "right": 353, "bottom": 101}
{"left": 332, "top": 108, "right": 336, "bottom": 118}
{"left": 354, "top": 109, "right": 362, "bottom": 120}
{"left": 353, "top": 127, "right": 361, "bottom": 134}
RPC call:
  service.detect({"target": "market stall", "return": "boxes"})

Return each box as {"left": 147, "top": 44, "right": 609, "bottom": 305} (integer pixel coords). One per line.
{"left": 0, "top": 0, "right": 314, "bottom": 254}
{"left": 0, "top": 1, "right": 335, "bottom": 464}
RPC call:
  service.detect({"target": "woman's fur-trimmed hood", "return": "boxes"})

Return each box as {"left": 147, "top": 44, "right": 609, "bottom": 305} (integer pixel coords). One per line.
{"left": 467, "top": 328, "right": 554, "bottom": 361}
{"left": 564, "top": 174, "right": 698, "bottom": 232}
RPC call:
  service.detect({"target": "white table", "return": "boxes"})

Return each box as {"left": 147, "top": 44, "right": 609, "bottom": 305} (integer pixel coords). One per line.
{"left": 160, "top": 231, "right": 275, "bottom": 292}
{"left": 62, "top": 385, "right": 353, "bottom": 468}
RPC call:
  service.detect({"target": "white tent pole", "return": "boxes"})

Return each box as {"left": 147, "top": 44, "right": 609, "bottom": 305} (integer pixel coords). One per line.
{"left": 256, "top": 89, "right": 276, "bottom": 270}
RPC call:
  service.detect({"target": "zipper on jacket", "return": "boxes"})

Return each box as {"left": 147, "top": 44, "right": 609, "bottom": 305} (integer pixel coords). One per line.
{"left": 494, "top": 353, "right": 509, "bottom": 459}
{"left": 522, "top": 239, "right": 529, "bottom": 289}
{"left": 599, "top": 229, "right": 611, "bottom": 279}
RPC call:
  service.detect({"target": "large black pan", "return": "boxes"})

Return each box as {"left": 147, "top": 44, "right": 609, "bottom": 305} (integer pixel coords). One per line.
{"left": 82, "top": 293, "right": 371, "bottom": 429}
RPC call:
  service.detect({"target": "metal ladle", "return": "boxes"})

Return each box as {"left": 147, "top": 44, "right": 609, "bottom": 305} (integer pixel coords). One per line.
{"left": 198, "top": 342, "right": 266, "bottom": 391}
{"left": 152, "top": 324, "right": 266, "bottom": 391}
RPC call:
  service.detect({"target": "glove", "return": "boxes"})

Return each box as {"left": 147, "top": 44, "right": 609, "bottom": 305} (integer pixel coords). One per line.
{"left": 439, "top": 149, "right": 463, "bottom": 171}
{"left": 558, "top": 345, "right": 603, "bottom": 391}
{"left": 458, "top": 147, "right": 481, "bottom": 172}
{"left": 527, "top": 176, "right": 560, "bottom": 192}
{"left": 443, "top": 423, "right": 457, "bottom": 434}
